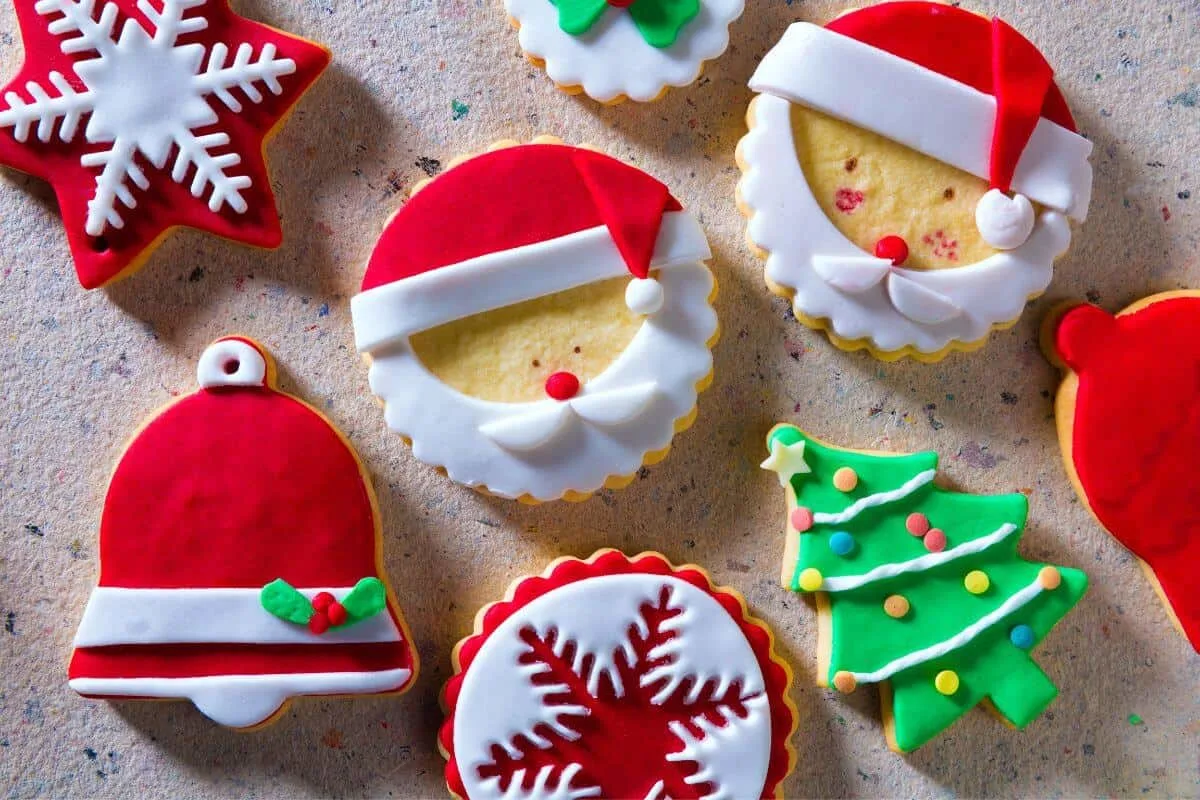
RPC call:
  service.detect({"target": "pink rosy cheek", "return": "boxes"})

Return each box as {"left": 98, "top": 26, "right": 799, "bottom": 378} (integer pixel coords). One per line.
{"left": 835, "top": 188, "right": 865, "bottom": 214}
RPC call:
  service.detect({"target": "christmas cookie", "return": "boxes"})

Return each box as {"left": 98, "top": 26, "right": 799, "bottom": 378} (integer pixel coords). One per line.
{"left": 439, "top": 550, "right": 796, "bottom": 799}
{"left": 762, "top": 425, "right": 1087, "bottom": 752}
{"left": 351, "top": 140, "right": 718, "bottom": 503}
{"left": 1044, "top": 292, "right": 1200, "bottom": 651}
{"left": 504, "top": 0, "right": 744, "bottom": 103}
{"left": 737, "top": 3, "right": 1094, "bottom": 361}
{"left": 69, "top": 337, "right": 417, "bottom": 729}
{"left": 0, "top": 0, "right": 330, "bottom": 289}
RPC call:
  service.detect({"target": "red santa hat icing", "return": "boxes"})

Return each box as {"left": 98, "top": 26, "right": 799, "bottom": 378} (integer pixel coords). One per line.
{"left": 748, "top": 2, "right": 1093, "bottom": 250}
{"left": 352, "top": 144, "right": 711, "bottom": 355}
{"left": 69, "top": 338, "right": 415, "bottom": 728}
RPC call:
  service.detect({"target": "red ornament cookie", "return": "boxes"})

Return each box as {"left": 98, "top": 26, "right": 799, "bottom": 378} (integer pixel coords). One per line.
{"left": 68, "top": 337, "right": 417, "bottom": 728}
{"left": 440, "top": 550, "right": 796, "bottom": 799}
{"left": 0, "top": 0, "right": 330, "bottom": 289}
{"left": 1045, "top": 292, "right": 1200, "bottom": 651}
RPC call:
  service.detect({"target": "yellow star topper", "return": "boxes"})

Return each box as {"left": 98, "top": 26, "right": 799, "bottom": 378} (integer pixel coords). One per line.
{"left": 761, "top": 437, "right": 812, "bottom": 487}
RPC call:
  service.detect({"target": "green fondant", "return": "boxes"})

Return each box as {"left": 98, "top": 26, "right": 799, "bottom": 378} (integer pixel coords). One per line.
{"left": 767, "top": 426, "right": 1088, "bottom": 752}
{"left": 260, "top": 578, "right": 313, "bottom": 625}
{"left": 341, "top": 577, "right": 387, "bottom": 622}
{"left": 549, "top": 0, "right": 699, "bottom": 48}
{"left": 550, "top": 0, "right": 608, "bottom": 37}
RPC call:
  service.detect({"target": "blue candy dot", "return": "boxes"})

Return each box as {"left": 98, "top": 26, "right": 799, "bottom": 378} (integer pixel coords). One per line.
{"left": 1010, "top": 624, "right": 1035, "bottom": 650}
{"left": 829, "top": 531, "right": 855, "bottom": 557}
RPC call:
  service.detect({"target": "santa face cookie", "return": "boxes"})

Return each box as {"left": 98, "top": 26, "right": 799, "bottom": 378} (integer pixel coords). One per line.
{"left": 351, "top": 141, "right": 718, "bottom": 503}
{"left": 738, "top": 3, "right": 1093, "bottom": 361}
{"left": 0, "top": 1, "right": 330, "bottom": 289}
{"left": 763, "top": 426, "right": 1087, "bottom": 752}
{"left": 505, "top": 0, "right": 744, "bottom": 103}
{"left": 69, "top": 338, "right": 417, "bottom": 729}
{"left": 440, "top": 550, "right": 796, "bottom": 799}
{"left": 1045, "top": 293, "right": 1200, "bottom": 651}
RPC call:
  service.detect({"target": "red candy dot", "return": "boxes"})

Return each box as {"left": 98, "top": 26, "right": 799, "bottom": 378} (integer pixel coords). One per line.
{"left": 875, "top": 235, "right": 909, "bottom": 266}
{"left": 326, "top": 602, "right": 348, "bottom": 627}
{"left": 545, "top": 371, "right": 580, "bottom": 401}
{"left": 906, "top": 513, "right": 930, "bottom": 536}
{"left": 791, "top": 507, "right": 815, "bottom": 532}
{"left": 607, "top": 0, "right": 635, "bottom": 6}
{"left": 924, "top": 528, "right": 947, "bottom": 552}
{"left": 312, "top": 592, "right": 336, "bottom": 612}
{"left": 308, "top": 613, "right": 330, "bottom": 635}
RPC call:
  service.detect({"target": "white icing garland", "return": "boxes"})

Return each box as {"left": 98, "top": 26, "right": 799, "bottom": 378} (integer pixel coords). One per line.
{"left": 812, "top": 469, "right": 937, "bottom": 526}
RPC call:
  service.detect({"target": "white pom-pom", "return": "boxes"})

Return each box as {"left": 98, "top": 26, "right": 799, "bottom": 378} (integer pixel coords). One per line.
{"left": 626, "top": 278, "right": 664, "bottom": 315}
{"left": 976, "top": 189, "right": 1036, "bottom": 250}
{"left": 197, "top": 338, "right": 268, "bottom": 389}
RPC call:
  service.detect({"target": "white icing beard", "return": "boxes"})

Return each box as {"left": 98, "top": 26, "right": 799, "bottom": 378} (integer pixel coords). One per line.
{"left": 741, "top": 95, "right": 1074, "bottom": 356}
{"left": 366, "top": 263, "right": 716, "bottom": 501}
{"left": 505, "top": 0, "right": 744, "bottom": 103}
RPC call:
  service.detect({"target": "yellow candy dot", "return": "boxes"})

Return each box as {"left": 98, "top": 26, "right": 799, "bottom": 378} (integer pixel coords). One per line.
{"left": 1039, "top": 566, "right": 1062, "bottom": 590}
{"left": 798, "top": 568, "right": 824, "bottom": 592}
{"left": 964, "top": 570, "right": 990, "bottom": 595}
{"left": 934, "top": 670, "right": 960, "bottom": 695}
{"left": 833, "top": 671, "right": 857, "bottom": 694}
{"left": 833, "top": 466, "right": 859, "bottom": 492}
{"left": 884, "top": 594, "right": 910, "bottom": 619}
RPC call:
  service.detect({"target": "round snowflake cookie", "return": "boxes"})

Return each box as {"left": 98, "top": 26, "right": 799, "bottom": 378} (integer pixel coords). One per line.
{"left": 737, "top": 3, "right": 1094, "bottom": 361}
{"left": 350, "top": 140, "right": 718, "bottom": 503}
{"left": 504, "top": 0, "right": 744, "bottom": 103}
{"left": 440, "top": 550, "right": 796, "bottom": 799}
{"left": 68, "top": 337, "right": 417, "bottom": 729}
{"left": 0, "top": 0, "right": 330, "bottom": 289}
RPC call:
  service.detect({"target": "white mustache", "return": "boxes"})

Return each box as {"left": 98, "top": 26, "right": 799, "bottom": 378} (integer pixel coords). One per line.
{"left": 812, "top": 255, "right": 962, "bottom": 326}
{"left": 479, "top": 381, "right": 661, "bottom": 452}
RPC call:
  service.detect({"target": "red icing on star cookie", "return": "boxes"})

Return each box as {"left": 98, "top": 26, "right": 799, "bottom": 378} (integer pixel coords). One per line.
{"left": 0, "top": 0, "right": 330, "bottom": 289}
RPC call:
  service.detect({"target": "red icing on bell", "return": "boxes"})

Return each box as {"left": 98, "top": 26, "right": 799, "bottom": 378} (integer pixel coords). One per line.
{"left": 545, "top": 372, "right": 581, "bottom": 401}
{"left": 875, "top": 235, "right": 909, "bottom": 266}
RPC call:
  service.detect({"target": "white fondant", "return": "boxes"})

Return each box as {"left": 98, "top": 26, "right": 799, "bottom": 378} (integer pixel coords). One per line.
{"left": 760, "top": 437, "right": 812, "bottom": 487}
{"left": 847, "top": 577, "right": 1044, "bottom": 684}
{"left": 976, "top": 189, "right": 1037, "bottom": 250}
{"left": 196, "top": 338, "right": 267, "bottom": 388}
{"left": 886, "top": 272, "right": 962, "bottom": 325}
{"left": 812, "top": 469, "right": 937, "bottom": 526}
{"left": 740, "top": 93, "right": 1074, "bottom": 354}
{"left": 363, "top": 261, "right": 716, "bottom": 501}
{"left": 812, "top": 255, "right": 891, "bottom": 293}
{"left": 0, "top": 0, "right": 297, "bottom": 236}
{"left": 626, "top": 277, "right": 665, "bottom": 315}
{"left": 479, "top": 382, "right": 662, "bottom": 453}
{"left": 665, "top": 694, "right": 771, "bottom": 800}
{"left": 504, "top": 0, "right": 744, "bottom": 103}
{"left": 817, "top": 523, "right": 1020, "bottom": 593}
{"left": 70, "top": 668, "right": 412, "bottom": 728}
{"left": 479, "top": 404, "right": 573, "bottom": 452}
{"left": 453, "top": 574, "right": 771, "bottom": 800}
{"left": 747, "top": 22, "right": 1093, "bottom": 220}
{"left": 478, "top": 764, "right": 602, "bottom": 800}
{"left": 73, "top": 586, "right": 403, "bottom": 646}
{"left": 351, "top": 211, "right": 710, "bottom": 353}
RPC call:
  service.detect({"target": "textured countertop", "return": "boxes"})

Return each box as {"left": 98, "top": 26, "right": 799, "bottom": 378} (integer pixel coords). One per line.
{"left": 2, "top": 1, "right": 1198, "bottom": 797}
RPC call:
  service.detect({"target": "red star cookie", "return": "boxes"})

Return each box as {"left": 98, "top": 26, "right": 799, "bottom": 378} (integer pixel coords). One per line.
{"left": 0, "top": 0, "right": 330, "bottom": 288}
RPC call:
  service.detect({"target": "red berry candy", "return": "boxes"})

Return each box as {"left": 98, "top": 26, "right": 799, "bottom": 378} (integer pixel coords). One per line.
{"left": 545, "top": 371, "right": 581, "bottom": 401}
{"left": 327, "top": 602, "right": 348, "bottom": 627}
{"left": 308, "top": 613, "right": 330, "bottom": 634}
{"left": 875, "top": 235, "right": 909, "bottom": 266}
{"left": 312, "top": 591, "right": 336, "bottom": 612}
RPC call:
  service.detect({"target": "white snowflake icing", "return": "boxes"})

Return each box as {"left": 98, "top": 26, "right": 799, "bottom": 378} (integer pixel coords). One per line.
{"left": 0, "top": 0, "right": 297, "bottom": 236}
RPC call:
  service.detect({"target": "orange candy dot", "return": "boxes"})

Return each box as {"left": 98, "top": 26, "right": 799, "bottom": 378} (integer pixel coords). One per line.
{"left": 1039, "top": 566, "right": 1062, "bottom": 590}
{"left": 833, "top": 671, "right": 857, "bottom": 693}
{"left": 833, "top": 467, "right": 859, "bottom": 492}
{"left": 906, "top": 512, "right": 930, "bottom": 536}
{"left": 884, "top": 595, "right": 910, "bottom": 618}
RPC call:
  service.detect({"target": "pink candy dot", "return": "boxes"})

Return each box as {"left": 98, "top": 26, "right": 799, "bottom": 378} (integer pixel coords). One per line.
{"left": 924, "top": 529, "right": 947, "bottom": 552}
{"left": 791, "top": 507, "right": 815, "bottom": 532}
{"left": 906, "top": 512, "right": 930, "bottom": 537}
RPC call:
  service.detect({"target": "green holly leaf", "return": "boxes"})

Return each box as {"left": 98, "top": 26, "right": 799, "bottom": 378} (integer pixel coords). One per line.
{"left": 261, "top": 579, "right": 313, "bottom": 625}
{"left": 628, "top": 0, "right": 699, "bottom": 48}
{"left": 340, "top": 577, "right": 387, "bottom": 624}
{"left": 550, "top": 0, "right": 610, "bottom": 36}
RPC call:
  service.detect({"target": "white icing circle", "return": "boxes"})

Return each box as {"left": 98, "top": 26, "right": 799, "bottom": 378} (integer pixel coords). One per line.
{"left": 196, "top": 338, "right": 267, "bottom": 388}
{"left": 975, "top": 189, "right": 1037, "bottom": 250}
{"left": 452, "top": 572, "right": 772, "bottom": 800}
{"left": 626, "top": 277, "right": 665, "bottom": 315}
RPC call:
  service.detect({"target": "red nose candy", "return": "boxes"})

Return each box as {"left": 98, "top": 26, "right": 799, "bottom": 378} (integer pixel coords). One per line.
{"left": 545, "top": 371, "right": 580, "bottom": 401}
{"left": 875, "top": 235, "right": 909, "bottom": 266}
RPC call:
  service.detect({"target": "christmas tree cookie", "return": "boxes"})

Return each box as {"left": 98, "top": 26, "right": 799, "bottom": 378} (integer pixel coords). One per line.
{"left": 503, "top": 0, "right": 744, "bottom": 103}
{"left": 1045, "top": 292, "right": 1200, "bottom": 651}
{"left": 0, "top": 0, "right": 330, "bottom": 289}
{"left": 440, "top": 550, "right": 796, "bottom": 799}
{"left": 737, "top": 3, "right": 1093, "bottom": 361}
{"left": 762, "top": 426, "right": 1087, "bottom": 752}
{"left": 69, "top": 337, "right": 417, "bottom": 729}
{"left": 351, "top": 139, "right": 718, "bottom": 503}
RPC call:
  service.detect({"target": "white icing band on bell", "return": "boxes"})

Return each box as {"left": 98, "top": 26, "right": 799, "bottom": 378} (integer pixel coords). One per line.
{"left": 196, "top": 338, "right": 267, "bottom": 388}
{"left": 351, "top": 211, "right": 710, "bottom": 354}
{"left": 976, "top": 189, "right": 1037, "bottom": 250}
{"left": 747, "top": 22, "right": 1093, "bottom": 221}
{"left": 626, "top": 277, "right": 665, "bottom": 315}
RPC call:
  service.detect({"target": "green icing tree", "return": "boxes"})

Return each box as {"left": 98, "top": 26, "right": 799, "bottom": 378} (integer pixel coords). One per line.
{"left": 763, "top": 425, "right": 1088, "bottom": 752}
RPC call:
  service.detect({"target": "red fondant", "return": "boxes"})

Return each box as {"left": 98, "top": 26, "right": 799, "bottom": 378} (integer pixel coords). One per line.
{"left": 362, "top": 144, "right": 683, "bottom": 291}
{"left": 1053, "top": 297, "right": 1200, "bottom": 650}
{"left": 326, "top": 602, "right": 348, "bottom": 627}
{"left": 312, "top": 592, "right": 336, "bottom": 612}
{"left": 545, "top": 371, "right": 581, "bottom": 401}
{"left": 0, "top": 1, "right": 330, "bottom": 289}
{"left": 875, "top": 235, "right": 909, "bottom": 266}
{"left": 440, "top": 551, "right": 795, "bottom": 799}
{"left": 308, "top": 614, "right": 330, "bottom": 635}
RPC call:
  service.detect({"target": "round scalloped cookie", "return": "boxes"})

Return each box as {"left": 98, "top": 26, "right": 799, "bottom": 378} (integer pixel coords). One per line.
{"left": 737, "top": 3, "right": 1093, "bottom": 361}
{"left": 439, "top": 549, "right": 796, "bottom": 799}
{"left": 504, "top": 0, "right": 744, "bottom": 103}
{"left": 350, "top": 138, "right": 719, "bottom": 504}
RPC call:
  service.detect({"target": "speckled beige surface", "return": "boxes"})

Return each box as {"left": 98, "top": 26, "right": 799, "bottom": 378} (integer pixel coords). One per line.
{"left": 2, "top": 1, "right": 1198, "bottom": 797}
